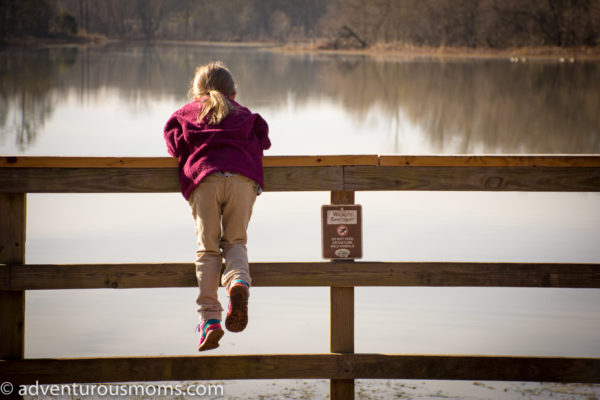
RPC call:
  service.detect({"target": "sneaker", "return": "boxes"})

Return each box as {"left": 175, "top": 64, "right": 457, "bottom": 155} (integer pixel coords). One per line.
{"left": 197, "top": 319, "right": 224, "bottom": 352}
{"left": 225, "top": 280, "right": 249, "bottom": 332}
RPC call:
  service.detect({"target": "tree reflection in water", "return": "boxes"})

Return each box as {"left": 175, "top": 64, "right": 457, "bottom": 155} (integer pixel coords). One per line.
{"left": 1, "top": 44, "right": 598, "bottom": 154}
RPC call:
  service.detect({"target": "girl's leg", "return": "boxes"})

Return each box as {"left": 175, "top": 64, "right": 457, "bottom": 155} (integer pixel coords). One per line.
{"left": 220, "top": 175, "right": 257, "bottom": 291}
{"left": 189, "top": 176, "right": 225, "bottom": 321}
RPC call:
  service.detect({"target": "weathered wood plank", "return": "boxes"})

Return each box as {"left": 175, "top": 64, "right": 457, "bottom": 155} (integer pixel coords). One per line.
{"left": 263, "top": 155, "right": 379, "bottom": 167}
{"left": 2, "top": 163, "right": 600, "bottom": 193}
{"left": 330, "top": 190, "right": 356, "bottom": 352}
{"left": 0, "top": 156, "right": 178, "bottom": 169}
{"left": 3, "top": 165, "right": 598, "bottom": 193}
{"left": 254, "top": 262, "right": 600, "bottom": 288}
{"left": 263, "top": 166, "right": 343, "bottom": 191}
{"left": 0, "top": 291, "right": 24, "bottom": 359}
{"left": 344, "top": 166, "right": 600, "bottom": 191}
{"left": 346, "top": 354, "right": 600, "bottom": 382}
{"left": 1, "top": 263, "right": 197, "bottom": 290}
{"left": 0, "top": 168, "right": 180, "bottom": 193}
{"left": 331, "top": 287, "right": 354, "bottom": 353}
{"left": 0, "top": 193, "right": 26, "bottom": 361}
{"left": 1, "top": 355, "right": 335, "bottom": 384}
{"left": 330, "top": 287, "right": 355, "bottom": 399}
{"left": 331, "top": 190, "right": 355, "bottom": 204}
{"left": 330, "top": 190, "right": 356, "bottom": 399}
{"left": 3, "top": 155, "right": 600, "bottom": 169}
{"left": 331, "top": 380, "right": 354, "bottom": 399}
{"left": 2, "top": 262, "right": 599, "bottom": 290}
{"left": 380, "top": 155, "right": 600, "bottom": 167}
{"left": 2, "top": 354, "right": 599, "bottom": 384}
{"left": 0, "top": 155, "right": 379, "bottom": 169}
{"left": 0, "top": 166, "right": 343, "bottom": 193}
{"left": 0, "top": 194, "right": 25, "bottom": 264}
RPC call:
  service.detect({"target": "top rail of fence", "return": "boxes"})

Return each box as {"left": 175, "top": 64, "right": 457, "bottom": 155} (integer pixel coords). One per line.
{"left": 2, "top": 154, "right": 600, "bottom": 168}
{"left": 1, "top": 155, "right": 599, "bottom": 193}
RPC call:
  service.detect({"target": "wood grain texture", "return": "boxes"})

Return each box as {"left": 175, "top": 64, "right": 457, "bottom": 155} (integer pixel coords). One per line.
{"left": 331, "top": 379, "right": 354, "bottom": 400}
{"left": 0, "top": 166, "right": 345, "bottom": 193}
{"left": 331, "top": 287, "right": 354, "bottom": 353}
{"left": 343, "top": 166, "right": 600, "bottom": 191}
{"left": 263, "top": 155, "right": 379, "bottom": 167}
{"left": 0, "top": 156, "right": 178, "bottom": 168}
{"left": 1, "top": 263, "right": 197, "bottom": 290}
{"left": 3, "top": 155, "right": 599, "bottom": 168}
{"left": 263, "top": 166, "right": 343, "bottom": 191}
{"left": 330, "top": 285, "right": 355, "bottom": 399}
{"left": 331, "top": 190, "right": 355, "bottom": 204}
{"left": 2, "top": 164, "right": 599, "bottom": 193}
{"left": 0, "top": 168, "right": 180, "bottom": 193}
{"left": 3, "top": 354, "right": 599, "bottom": 384}
{"left": 330, "top": 189, "right": 355, "bottom": 356}
{"left": 3, "top": 262, "right": 598, "bottom": 290}
{"left": 0, "top": 193, "right": 25, "bottom": 360}
{"left": 0, "top": 194, "right": 26, "bottom": 263}
{"left": 379, "top": 155, "right": 600, "bottom": 167}
{"left": 0, "top": 291, "right": 24, "bottom": 360}
{"left": 0, "top": 155, "right": 378, "bottom": 168}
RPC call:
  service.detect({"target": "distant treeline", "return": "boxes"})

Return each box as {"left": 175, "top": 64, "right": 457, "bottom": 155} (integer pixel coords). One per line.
{"left": 2, "top": 0, "right": 599, "bottom": 48}
{"left": 0, "top": 0, "right": 77, "bottom": 39}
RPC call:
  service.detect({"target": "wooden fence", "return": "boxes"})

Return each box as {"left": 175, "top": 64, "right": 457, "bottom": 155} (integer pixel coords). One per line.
{"left": 1, "top": 155, "right": 600, "bottom": 399}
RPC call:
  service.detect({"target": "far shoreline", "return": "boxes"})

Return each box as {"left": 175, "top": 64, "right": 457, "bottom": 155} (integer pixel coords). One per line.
{"left": 3, "top": 36, "right": 600, "bottom": 60}
{"left": 274, "top": 41, "right": 600, "bottom": 61}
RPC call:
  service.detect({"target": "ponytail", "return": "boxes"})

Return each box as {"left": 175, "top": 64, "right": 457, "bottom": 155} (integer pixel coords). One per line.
{"left": 198, "top": 89, "right": 234, "bottom": 126}
{"left": 189, "top": 62, "right": 237, "bottom": 126}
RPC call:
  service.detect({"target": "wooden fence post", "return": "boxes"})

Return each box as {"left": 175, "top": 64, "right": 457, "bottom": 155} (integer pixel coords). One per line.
{"left": 0, "top": 194, "right": 26, "bottom": 398}
{"left": 330, "top": 190, "right": 355, "bottom": 400}
{"left": 1, "top": 193, "right": 26, "bottom": 359}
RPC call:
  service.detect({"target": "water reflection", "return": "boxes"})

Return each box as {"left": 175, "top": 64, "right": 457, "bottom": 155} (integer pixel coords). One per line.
{"left": 1, "top": 43, "right": 599, "bottom": 154}
{"left": 0, "top": 47, "right": 72, "bottom": 150}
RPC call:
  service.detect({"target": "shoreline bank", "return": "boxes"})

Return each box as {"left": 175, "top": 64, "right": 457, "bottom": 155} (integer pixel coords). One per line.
{"left": 3, "top": 37, "right": 600, "bottom": 60}
{"left": 275, "top": 41, "right": 600, "bottom": 60}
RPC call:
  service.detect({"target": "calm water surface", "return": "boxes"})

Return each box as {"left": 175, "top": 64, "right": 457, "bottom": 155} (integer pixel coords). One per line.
{"left": 1, "top": 44, "right": 599, "bottom": 399}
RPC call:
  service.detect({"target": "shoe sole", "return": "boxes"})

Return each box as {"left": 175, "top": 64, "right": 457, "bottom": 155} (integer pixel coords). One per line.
{"left": 198, "top": 328, "right": 224, "bottom": 352}
{"left": 225, "top": 285, "right": 248, "bottom": 332}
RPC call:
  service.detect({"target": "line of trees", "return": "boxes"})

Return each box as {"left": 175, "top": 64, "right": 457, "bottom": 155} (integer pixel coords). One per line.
{"left": 50, "top": 0, "right": 327, "bottom": 41}
{"left": 324, "top": 0, "right": 600, "bottom": 48}
{"left": 2, "top": 0, "right": 599, "bottom": 48}
{"left": 0, "top": 0, "right": 77, "bottom": 40}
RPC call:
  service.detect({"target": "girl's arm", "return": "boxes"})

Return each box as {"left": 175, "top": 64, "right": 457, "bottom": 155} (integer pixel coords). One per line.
{"left": 163, "top": 113, "right": 184, "bottom": 157}
{"left": 254, "top": 114, "right": 271, "bottom": 151}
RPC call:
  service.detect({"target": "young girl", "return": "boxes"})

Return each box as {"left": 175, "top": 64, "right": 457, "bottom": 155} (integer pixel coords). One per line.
{"left": 163, "top": 62, "right": 270, "bottom": 351}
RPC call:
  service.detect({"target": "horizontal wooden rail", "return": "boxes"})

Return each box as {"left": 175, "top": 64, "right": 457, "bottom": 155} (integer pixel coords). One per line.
{"left": 0, "top": 155, "right": 381, "bottom": 168}
{"left": 1, "top": 156, "right": 599, "bottom": 193}
{"left": 1, "top": 262, "right": 599, "bottom": 290}
{"left": 3, "top": 155, "right": 600, "bottom": 168}
{"left": 3, "top": 354, "right": 599, "bottom": 385}
{"left": 378, "top": 155, "right": 600, "bottom": 167}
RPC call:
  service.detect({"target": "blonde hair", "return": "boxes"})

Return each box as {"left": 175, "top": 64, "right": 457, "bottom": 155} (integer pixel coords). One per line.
{"left": 189, "top": 61, "right": 237, "bottom": 125}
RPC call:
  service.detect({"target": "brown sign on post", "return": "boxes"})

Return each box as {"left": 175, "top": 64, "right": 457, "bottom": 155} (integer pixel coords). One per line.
{"left": 322, "top": 204, "right": 362, "bottom": 259}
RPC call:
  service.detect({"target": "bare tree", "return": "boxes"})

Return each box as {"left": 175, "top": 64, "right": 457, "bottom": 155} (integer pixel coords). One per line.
{"left": 135, "top": 0, "right": 170, "bottom": 39}
{"left": 42, "top": 0, "right": 600, "bottom": 47}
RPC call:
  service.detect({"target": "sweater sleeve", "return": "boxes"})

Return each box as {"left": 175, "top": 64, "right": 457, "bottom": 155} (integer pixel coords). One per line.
{"left": 254, "top": 114, "right": 271, "bottom": 151}
{"left": 163, "top": 112, "right": 183, "bottom": 157}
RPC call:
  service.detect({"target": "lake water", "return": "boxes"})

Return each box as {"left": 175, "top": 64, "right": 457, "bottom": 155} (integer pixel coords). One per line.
{"left": 1, "top": 43, "right": 599, "bottom": 399}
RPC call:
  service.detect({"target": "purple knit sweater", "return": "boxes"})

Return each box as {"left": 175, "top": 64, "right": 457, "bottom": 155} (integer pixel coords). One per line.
{"left": 164, "top": 99, "right": 271, "bottom": 200}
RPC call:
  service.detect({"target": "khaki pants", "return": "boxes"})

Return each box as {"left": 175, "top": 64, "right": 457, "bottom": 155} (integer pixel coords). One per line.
{"left": 188, "top": 174, "right": 256, "bottom": 320}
